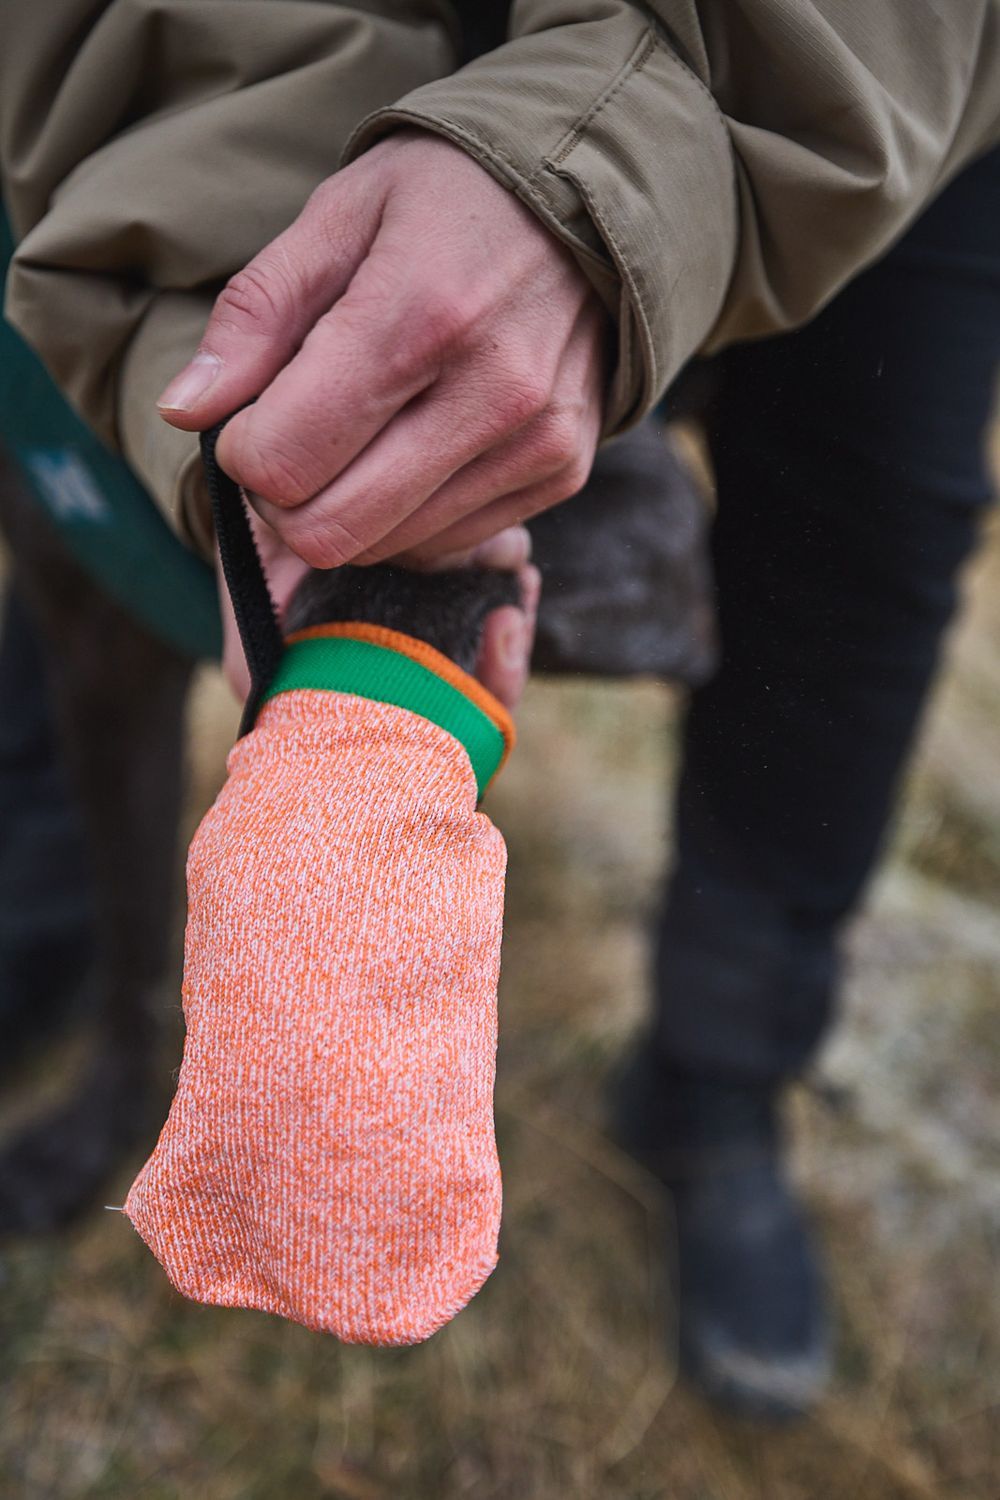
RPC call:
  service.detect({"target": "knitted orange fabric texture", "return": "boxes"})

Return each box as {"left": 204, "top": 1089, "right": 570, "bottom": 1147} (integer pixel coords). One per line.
{"left": 125, "top": 625, "right": 514, "bottom": 1345}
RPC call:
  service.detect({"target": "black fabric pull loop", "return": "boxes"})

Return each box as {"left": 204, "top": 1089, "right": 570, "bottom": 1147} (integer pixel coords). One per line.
{"left": 200, "top": 423, "right": 285, "bottom": 737}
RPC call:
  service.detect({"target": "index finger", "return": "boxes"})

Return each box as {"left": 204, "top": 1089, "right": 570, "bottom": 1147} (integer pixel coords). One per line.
{"left": 214, "top": 235, "right": 460, "bottom": 514}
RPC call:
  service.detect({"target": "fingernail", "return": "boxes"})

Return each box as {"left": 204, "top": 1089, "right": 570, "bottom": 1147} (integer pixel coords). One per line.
{"left": 157, "top": 353, "right": 222, "bottom": 411}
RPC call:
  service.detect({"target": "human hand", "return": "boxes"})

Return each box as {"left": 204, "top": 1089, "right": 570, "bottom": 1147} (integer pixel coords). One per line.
{"left": 216, "top": 514, "right": 540, "bottom": 712}
{"left": 161, "top": 130, "right": 606, "bottom": 568}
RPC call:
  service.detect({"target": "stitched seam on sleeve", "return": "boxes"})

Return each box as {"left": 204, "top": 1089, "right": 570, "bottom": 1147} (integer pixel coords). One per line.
{"left": 566, "top": 175, "right": 651, "bottom": 403}
{"left": 548, "top": 29, "right": 658, "bottom": 167}
{"left": 346, "top": 23, "right": 738, "bottom": 420}
{"left": 633, "top": 9, "right": 733, "bottom": 145}
{"left": 547, "top": 25, "right": 733, "bottom": 191}
{"left": 541, "top": 27, "right": 737, "bottom": 403}
{"left": 348, "top": 105, "right": 545, "bottom": 196}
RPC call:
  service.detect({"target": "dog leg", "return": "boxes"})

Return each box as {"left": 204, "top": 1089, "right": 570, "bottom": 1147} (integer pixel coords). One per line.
{"left": 0, "top": 459, "right": 195, "bottom": 1231}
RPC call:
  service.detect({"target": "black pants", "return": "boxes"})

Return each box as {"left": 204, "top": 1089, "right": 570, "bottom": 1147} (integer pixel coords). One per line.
{"left": 656, "top": 149, "right": 1000, "bottom": 1085}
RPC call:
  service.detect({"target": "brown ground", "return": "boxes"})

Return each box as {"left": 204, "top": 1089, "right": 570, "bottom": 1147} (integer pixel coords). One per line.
{"left": 1, "top": 445, "right": 998, "bottom": 1499}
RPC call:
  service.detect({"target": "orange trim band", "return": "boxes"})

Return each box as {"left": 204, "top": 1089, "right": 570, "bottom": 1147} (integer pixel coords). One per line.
{"left": 285, "top": 622, "right": 516, "bottom": 765}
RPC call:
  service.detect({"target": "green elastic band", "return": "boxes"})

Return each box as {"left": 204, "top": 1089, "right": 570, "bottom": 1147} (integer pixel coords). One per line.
{"left": 262, "top": 635, "right": 506, "bottom": 799}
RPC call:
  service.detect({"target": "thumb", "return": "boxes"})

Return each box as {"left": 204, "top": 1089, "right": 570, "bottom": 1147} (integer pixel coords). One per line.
{"left": 157, "top": 165, "right": 387, "bottom": 432}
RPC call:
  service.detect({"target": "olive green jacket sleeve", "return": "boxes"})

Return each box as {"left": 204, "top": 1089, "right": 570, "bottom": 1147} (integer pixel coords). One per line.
{"left": 347, "top": 0, "right": 1000, "bottom": 431}
{"left": 1, "top": 1, "right": 456, "bottom": 552}
{"left": 3, "top": 1, "right": 1000, "bottom": 551}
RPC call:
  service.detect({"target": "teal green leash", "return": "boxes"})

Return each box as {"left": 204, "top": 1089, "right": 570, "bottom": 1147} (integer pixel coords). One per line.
{"left": 0, "top": 208, "right": 221, "bottom": 660}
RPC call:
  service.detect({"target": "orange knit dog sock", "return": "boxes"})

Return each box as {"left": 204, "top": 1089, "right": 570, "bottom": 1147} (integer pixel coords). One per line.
{"left": 125, "top": 622, "right": 514, "bottom": 1345}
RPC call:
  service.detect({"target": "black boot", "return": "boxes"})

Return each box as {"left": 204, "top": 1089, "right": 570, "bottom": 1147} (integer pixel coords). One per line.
{"left": 613, "top": 1041, "right": 830, "bottom": 1421}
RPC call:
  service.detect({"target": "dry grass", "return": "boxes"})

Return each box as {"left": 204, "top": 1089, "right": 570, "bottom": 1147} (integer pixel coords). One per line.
{"left": 1, "top": 508, "right": 998, "bottom": 1498}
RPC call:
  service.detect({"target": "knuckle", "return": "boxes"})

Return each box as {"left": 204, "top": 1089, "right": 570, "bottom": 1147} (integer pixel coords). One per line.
{"left": 227, "top": 423, "right": 319, "bottom": 506}
{"left": 419, "top": 292, "right": 470, "bottom": 356}
{"left": 385, "top": 291, "right": 470, "bottom": 382}
{"left": 532, "top": 408, "right": 582, "bottom": 470}
{"left": 304, "top": 176, "right": 339, "bottom": 217}
{"left": 213, "top": 261, "right": 287, "bottom": 334}
{"left": 496, "top": 375, "right": 549, "bottom": 430}
{"left": 560, "top": 450, "right": 594, "bottom": 496}
{"left": 289, "top": 534, "right": 340, "bottom": 570}
{"left": 283, "top": 510, "right": 367, "bottom": 570}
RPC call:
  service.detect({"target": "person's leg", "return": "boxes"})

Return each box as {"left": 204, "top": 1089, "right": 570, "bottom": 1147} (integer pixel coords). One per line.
{"left": 627, "top": 148, "right": 1000, "bottom": 1417}
{"left": 0, "top": 583, "right": 95, "bottom": 1055}
{"left": 660, "top": 149, "right": 1000, "bottom": 1082}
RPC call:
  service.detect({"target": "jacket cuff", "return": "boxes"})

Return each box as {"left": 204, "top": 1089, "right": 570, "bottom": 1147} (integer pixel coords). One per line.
{"left": 343, "top": 15, "right": 736, "bottom": 432}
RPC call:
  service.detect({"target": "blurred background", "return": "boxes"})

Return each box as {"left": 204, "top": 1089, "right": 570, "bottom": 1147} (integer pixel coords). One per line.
{"left": 0, "top": 417, "right": 996, "bottom": 1500}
